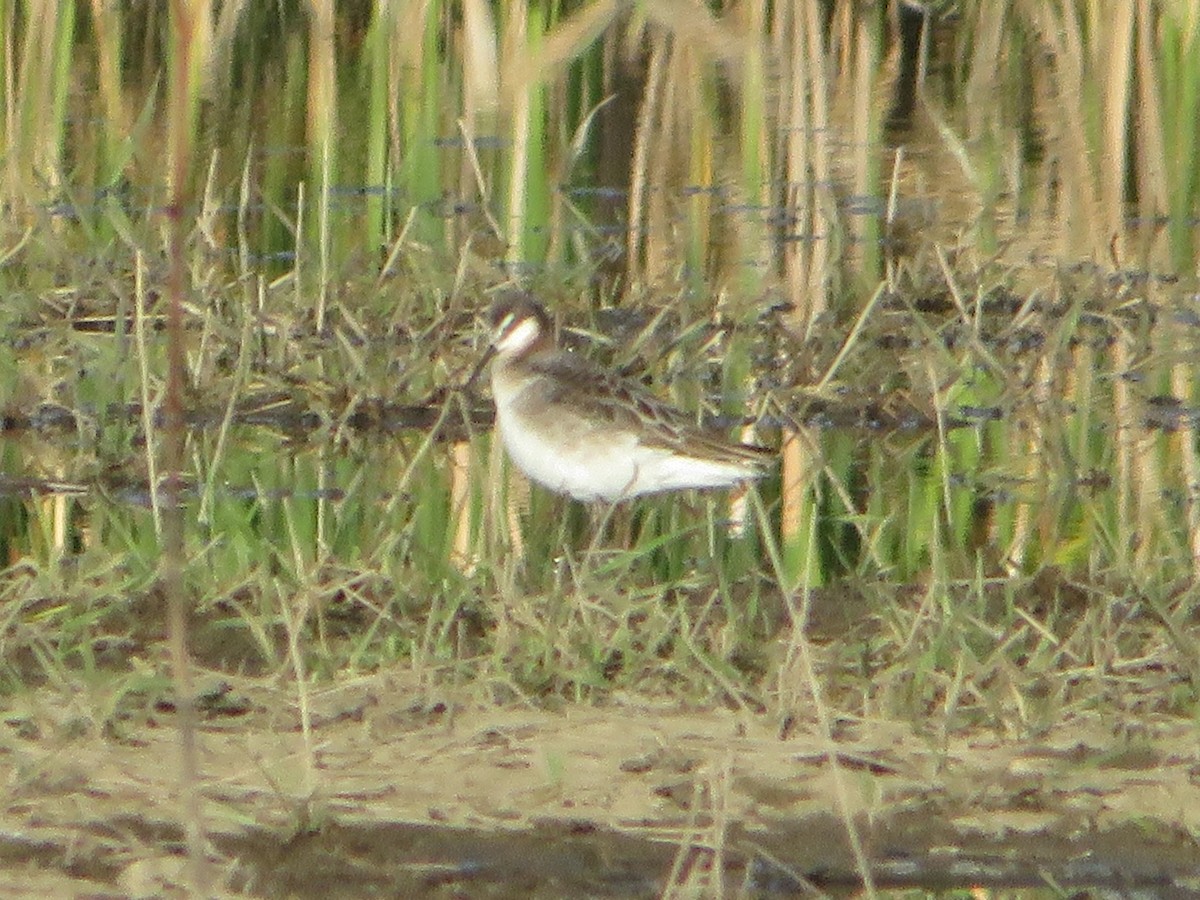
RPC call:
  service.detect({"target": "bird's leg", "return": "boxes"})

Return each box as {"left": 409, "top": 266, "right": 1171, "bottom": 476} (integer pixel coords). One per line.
{"left": 569, "top": 497, "right": 623, "bottom": 588}
{"left": 586, "top": 497, "right": 622, "bottom": 553}
{"left": 583, "top": 464, "right": 639, "bottom": 556}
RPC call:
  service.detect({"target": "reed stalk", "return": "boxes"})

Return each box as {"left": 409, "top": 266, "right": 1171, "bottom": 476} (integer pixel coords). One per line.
{"left": 164, "top": 1, "right": 209, "bottom": 889}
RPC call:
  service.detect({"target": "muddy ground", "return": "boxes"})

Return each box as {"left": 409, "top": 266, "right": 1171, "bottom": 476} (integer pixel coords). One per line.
{"left": 3, "top": 671, "right": 1200, "bottom": 898}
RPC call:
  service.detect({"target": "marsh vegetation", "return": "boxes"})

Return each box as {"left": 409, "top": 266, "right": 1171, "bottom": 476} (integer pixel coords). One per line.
{"left": 1, "top": 1, "right": 1199, "bottom": 896}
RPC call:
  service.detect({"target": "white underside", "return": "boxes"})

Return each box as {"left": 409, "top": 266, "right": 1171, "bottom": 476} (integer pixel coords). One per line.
{"left": 493, "top": 380, "right": 758, "bottom": 502}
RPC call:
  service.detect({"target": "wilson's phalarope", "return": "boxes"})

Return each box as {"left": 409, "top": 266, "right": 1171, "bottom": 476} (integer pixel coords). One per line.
{"left": 485, "top": 296, "right": 771, "bottom": 502}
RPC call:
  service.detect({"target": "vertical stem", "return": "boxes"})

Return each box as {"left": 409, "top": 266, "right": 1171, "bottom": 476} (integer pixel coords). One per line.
{"left": 166, "top": 0, "right": 207, "bottom": 891}
{"left": 504, "top": 0, "right": 529, "bottom": 270}
{"left": 626, "top": 37, "right": 668, "bottom": 291}
{"left": 307, "top": 0, "right": 336, "bottom": 331}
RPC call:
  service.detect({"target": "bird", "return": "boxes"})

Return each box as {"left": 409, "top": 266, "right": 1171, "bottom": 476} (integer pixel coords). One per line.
{"left": 484, "top": 295, "right": 772, "bottom": 503}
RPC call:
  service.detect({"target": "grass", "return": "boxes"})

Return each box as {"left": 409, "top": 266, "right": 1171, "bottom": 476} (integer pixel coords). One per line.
{"left": 4, "top": 251, "right": 1200, "bottom": 894}
{"left": 1, "top": 236, "right": 1196, "bottom": 693}
{"left": 0, "top": 2, "right": 1199, "bottom": 895}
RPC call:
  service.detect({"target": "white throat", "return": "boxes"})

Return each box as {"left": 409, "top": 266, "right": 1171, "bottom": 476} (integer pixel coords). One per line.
{"left": 494, "top": 316, "right": 541, "bottom": 357}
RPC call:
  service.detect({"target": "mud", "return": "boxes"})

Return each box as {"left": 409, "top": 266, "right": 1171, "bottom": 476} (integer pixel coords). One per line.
{"left": 4, "top": 673, "right": 1200, "bottom": 896}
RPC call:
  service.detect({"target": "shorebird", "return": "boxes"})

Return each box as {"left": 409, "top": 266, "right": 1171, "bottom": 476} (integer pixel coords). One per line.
{"left": 484, "top": 295, "right": 771, "bottom": 503}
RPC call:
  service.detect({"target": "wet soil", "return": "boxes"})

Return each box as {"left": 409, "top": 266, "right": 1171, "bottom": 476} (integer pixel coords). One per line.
{"left": 4, "top": 673, "right": 1200, "bottom": 897}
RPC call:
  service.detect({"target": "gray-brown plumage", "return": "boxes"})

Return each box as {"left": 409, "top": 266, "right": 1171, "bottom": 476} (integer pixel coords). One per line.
{"left": 486, "top": 296, "right": 771, "bottom": 502}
